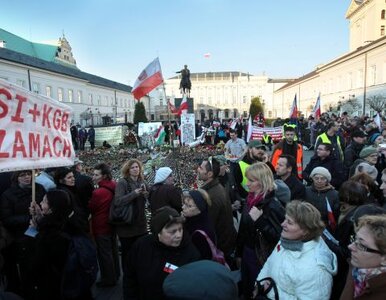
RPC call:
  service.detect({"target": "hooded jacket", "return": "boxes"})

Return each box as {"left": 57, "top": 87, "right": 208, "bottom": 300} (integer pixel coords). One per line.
{"left": 258, "top": 238, "right": 337, "bottom": 300}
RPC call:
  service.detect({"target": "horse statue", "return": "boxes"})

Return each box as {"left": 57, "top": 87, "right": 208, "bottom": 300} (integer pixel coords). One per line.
{"left": 176, "top": 65, "right": 191, "bottom": 97}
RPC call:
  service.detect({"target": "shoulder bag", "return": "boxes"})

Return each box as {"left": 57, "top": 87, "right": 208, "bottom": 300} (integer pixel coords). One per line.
{"left": 109, "top": 178, "right": 135, "bottom": 225}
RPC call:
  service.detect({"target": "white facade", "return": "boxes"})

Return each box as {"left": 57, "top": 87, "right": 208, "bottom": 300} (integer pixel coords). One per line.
{"left": 274, "top": 0, "right": 386, "bottom": 118}
{"left": 165, "top": 72, "right": 290, "bottom": 121}
{"left": 0, "top": 60, "right": 136, "bottom": 125}
{"left": 347, "top": 0, "right": 386, "bottom": 51}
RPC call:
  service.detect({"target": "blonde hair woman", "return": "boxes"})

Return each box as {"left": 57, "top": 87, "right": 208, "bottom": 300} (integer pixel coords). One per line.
{"left": 257, "top": 201, "right": 337, "bottom": 300}
{"left": 114, "top": 159, "right": 148, "bottom": 279}
{"left": 236, "top": 162, "right": 285, "bottom": 298}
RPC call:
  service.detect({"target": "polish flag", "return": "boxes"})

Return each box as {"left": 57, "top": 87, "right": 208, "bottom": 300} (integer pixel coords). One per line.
{"left": 326, "top": 197, "right": 336, "bottom": 232}
{"left": 167, "top": 99, "right": 178, "bottom": 114}
{"left": 177, "top": 95, "right": 188, "bottom": 116}
{"left": 289, "top": 94, "right": 298, "bottom": 119}
{"left": 132, "top": 58, "right": 163, "bottom": 101}
{"left": 204, "top": 52, "right": 211, "bottom": 58}
{"left": 313, "top": 93, "right": 321, "bottom": 119}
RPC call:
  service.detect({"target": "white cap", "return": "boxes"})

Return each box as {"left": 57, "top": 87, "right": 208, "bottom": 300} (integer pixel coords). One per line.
{"left": 154, "top": 167, "right": 173, "bottom": 184}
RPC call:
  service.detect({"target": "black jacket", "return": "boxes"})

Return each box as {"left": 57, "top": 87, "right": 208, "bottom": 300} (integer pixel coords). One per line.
{"left": 123, "top": 234, "right": 200, "bottom": 300}
{"left": 282, "top": 174, "right": 306, "bottom": 200}
{"left": 0, "top": 183, "right": 45, "bottom": 238}
{"left": 236, "top": 191, "right": 285, "bottom": 263}
{"left": 149, "top": 184, "right": 182, "bottom": 215}
{"left": 27, "top": 214, "right": 70, "bottom": 300}
{"left": 303, "top": 155, "right": 346, "bottom": 189}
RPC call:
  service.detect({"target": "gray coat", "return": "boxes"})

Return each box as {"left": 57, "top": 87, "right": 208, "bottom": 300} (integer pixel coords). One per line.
{"left": 113, "top": 177, "right": 148, "bottom": 238}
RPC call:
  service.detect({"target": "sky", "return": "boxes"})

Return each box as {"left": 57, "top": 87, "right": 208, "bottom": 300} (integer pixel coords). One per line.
{"left": 2, "top": 0, "right": 352, "bottom": 86}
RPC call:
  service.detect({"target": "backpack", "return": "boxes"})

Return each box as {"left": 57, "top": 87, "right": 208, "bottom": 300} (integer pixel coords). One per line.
{"left": 193, "top": 230, "right": 229, "bottom": 269}
{"left": 61, "top": 235, "right": 98, "bottom": 298}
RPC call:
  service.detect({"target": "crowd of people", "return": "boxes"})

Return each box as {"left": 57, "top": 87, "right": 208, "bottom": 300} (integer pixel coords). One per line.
{"left": 0, "top": 112, "right": 386, "bottom": 300}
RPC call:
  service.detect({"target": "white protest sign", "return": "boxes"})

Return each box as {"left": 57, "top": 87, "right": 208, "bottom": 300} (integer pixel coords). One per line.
{"left": 181, "top": 113, "right": 195, "bottom": 145}
{"left": 0, "top": 79, "right": 75, "bottom": 172}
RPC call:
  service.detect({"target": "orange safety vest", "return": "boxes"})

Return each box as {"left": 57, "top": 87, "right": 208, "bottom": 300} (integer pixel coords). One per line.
{"left": 271, "top": 144, "right": 303, "bottom": 179}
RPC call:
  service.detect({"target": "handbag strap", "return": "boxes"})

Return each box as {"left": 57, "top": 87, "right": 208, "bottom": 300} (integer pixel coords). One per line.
{"left": 256, "top": 277, "right": 279, "bottom": 300}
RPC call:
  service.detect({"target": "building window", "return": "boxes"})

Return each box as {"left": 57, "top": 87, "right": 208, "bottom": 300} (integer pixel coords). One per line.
{"left": 369, "top": 65, "right": 377, "bottom": 85}
{"left": 77, "top": 91, "right": 82, "bottom": 103}
{"left": 32, "top": 82, "right": 40, "bottom": 94}
{"left": 16, "top": 79, "right": 25, "bottom": 88}
{"left": 97, "top": 95, "right": 101, "bottom": 106}
{"left": 89, "top": 93, "right": 93, "bottom": 105}
{"left": 45, "top": 86, "right": 52, "bottom": 97}
{"left": 243, "top": 96, "right": 247, "bottom": 104}
{"left": 104, "top": 96, "right": 108, "bottom": 106}
{"left": 381, "top": 10, "right": 385, "bottom": 20}
{"left": 58, "top": 88, "right": 63, "bottom": 101}
{"left": 381, "top": 26, "right": 385, "bottom": 36}
{"left": 68, "top": 89, "right": 73, "bottom": 102}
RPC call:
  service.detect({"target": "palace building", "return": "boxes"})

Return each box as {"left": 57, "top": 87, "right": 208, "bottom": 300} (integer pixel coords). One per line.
{"left": 0, "top": 29, "right": 134, "bottom": 125}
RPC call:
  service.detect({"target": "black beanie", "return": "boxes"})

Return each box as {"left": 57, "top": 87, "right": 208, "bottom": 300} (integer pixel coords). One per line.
{"left": 151, "top": 207, "right": 182, "bottom": 235}
{"left": 189, "top": 190, "right": 207, "bottom": 213}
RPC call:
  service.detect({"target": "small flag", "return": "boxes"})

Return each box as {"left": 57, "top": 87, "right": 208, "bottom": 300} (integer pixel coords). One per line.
{"left": 289, "top": 94, "right": 298, "bottom": 119}
{"left": 313, "top": 93, "right": 321, "bottom": 119}
{"left": 132, "top": 58, "right": 163, "bottom": 100}
{"left": 154, "top": 125, "right": 166, "bottom": 145}
{"left": 163, "top": 262, "right": 178, "bottom": 274}
{"left": 246, "top": 116, "right": 252, "bottom": 142}
{"left": 326, "top": 197, "right": 336, "bottom": 232}
{"left": 204, "top": 52, "right": 211, "bottom": 58}
{"left": 374, "top": 112, "right": 382, "bottom": 131}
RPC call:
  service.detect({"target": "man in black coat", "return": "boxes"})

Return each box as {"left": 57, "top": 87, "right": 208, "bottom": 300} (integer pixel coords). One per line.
{"left": 275, "top": 154, "right": 305, "bottom": 200}
{"left": 343, "top": 130, "right": 367, "bottom": 171}
{"left": 303, "top": 143, "right": 346, "bottom": 189}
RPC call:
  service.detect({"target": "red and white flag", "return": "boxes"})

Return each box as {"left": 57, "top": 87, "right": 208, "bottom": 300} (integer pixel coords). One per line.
{"left": 313, "top": 93, "right": 321, "bottom": 119}
{"left": 204, "top": 52, "right": 211, "bottom": 58}
{"left": 167, "top": 99, "right": 178, "bottom": 114}
{"left": 177, "top": 95, "right": 188, "bottom": 116}
{"left": 326, "top": 197, "right": 337, "bottom": 232}
{"left": 132, "top": 58, "right": 163, "bottom": 101}
{"left": 289, "top": 94, "right": 298, "bottom": 119}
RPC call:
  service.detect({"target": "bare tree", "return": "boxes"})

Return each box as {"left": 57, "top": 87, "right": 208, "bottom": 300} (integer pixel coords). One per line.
{"left": 367, "top": 95, "right": 386, "bottom": 113}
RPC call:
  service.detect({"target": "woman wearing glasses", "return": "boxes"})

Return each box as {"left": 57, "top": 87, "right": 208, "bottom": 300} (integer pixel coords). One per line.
{"left": 0, "top": 170, "right": 45, "bottom": 296}
{"left": 340, "top": 214, "right": 386, "bottom": 299}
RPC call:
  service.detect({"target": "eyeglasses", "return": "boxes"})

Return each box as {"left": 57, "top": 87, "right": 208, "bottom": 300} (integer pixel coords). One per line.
{"left": 312, "top": 176, "right": 327, "bottom": 182}
{"left": 350, "top": 236, "right": 383, "bottom": 255}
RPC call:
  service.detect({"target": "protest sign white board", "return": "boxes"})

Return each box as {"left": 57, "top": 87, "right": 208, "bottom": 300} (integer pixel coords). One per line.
{"left": 181, "top": 113, "right": 195, "bottom": 145}
{"left": 250, "top": 126, "right": 282, "bottom": 141}
{"left": 0, "top": 79, "right": 75, "bottom": 172}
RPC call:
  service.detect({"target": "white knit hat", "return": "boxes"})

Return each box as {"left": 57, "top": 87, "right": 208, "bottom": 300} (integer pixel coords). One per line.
{"left": 310, "top": 167, "right": 331, "bottom": 182}
{"left": 154, "top": 167, "right": 173, "bottom": 184}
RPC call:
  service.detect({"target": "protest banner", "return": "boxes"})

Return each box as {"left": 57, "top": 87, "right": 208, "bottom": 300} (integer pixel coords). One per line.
{"left": 250, "top": 126, "right": 283, "bottom": 141}
{"left": 181, "top": 113, "right": 195, "bottom": 145}
{"left": 0, "top": 79, "right": 75, "bottom": 172}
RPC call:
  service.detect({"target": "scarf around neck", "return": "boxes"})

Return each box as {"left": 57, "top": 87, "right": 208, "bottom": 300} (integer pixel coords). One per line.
{"left": 247, "top": 192, "right": 264, "bottom": 210}
{"left": 280, "top": 237, "right": 304, "bottom": 252}
{"left": 352, "top": 266, "right": 386, "bottom": 298}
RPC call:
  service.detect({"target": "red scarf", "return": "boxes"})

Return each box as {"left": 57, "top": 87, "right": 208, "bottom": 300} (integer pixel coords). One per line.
{"left": 247, "top": 192, "right": 264, "bottom": 210}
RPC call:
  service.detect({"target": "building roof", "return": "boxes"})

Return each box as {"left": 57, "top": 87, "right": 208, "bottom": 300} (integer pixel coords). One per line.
{"left": 0, "top": 47, "right": 132, "bottom": 92}
{"left": 0, "top": 28, "right": 58, "bottom": 63}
